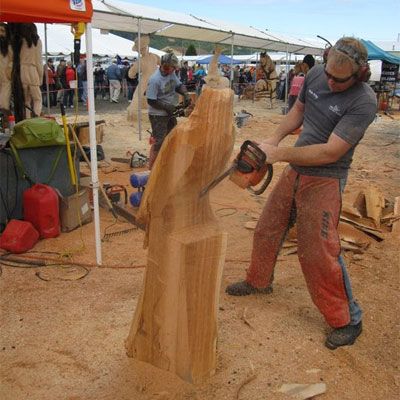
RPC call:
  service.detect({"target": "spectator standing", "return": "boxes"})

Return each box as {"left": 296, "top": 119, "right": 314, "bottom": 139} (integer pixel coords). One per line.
{"left": 78, "top": 59, "right": 88, "bottom": 105}
{"left": 56, "top": 59, "right": 66, "bottom": 105}
{"left": 180, "top": 61, "right": 188, "bottom": 84}
{"left": 94, "top": 63, "right": 106, "bottom": 99}
{"left": 121, "top": 61, "right": 129, "bottom": 98}
{"left": 288, "top": 63, "right": 309, "bottom": 110}
{"left": 42, "top": 58, "right": 57, "bottom": 107}
{"left": 106, "top": 59, "right": 122, "bottom": 103}
{"left": 64, "top": 61, "right": 75, "bottom": 108}
{"left": 232, "top": 65, "right": 240, "bottom": 94}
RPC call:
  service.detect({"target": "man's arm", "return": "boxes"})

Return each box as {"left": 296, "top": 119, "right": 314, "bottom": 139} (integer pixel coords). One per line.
{"left": 261, "top": 132, "right": 352, "bottom": 166}
{"left": 260, "top": 99, "right": 305, "bottom": 146}
{"left": 175, "top": 83, "right": 191, "bottom": 107}
{"left": 147, "top": 99, "right": 175, "bottom": 115}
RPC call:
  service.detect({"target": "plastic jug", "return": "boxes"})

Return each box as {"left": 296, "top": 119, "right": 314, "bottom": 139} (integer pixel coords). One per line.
{"left": 0, "top": 219, "right": 39, "bottom": 253}
{"left": 23, "top": 184, "right": 60, "bottom": 238}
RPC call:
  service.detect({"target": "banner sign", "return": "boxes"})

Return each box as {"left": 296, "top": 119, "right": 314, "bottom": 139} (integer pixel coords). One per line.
{"left": 380, "top": 62, "right": 399, "bottom": 83}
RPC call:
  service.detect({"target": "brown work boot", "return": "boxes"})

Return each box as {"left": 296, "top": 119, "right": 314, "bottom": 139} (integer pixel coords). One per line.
{"left": 325, "top": 321, "right": 362, "bottom": 350}
{"left": 225, "top": 280, "right": 273, "bottom": 296}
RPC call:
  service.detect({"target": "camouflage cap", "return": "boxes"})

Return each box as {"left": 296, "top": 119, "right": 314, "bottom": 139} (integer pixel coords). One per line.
{"left": 161, "top": 52, "right": 179, "bottom": 67}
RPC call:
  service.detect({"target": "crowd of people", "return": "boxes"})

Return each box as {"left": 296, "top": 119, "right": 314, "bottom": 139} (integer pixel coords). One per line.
{"left": 41, "top": 58, "right": 140, "bottom": 109}
{"left": 39, "top": 54, "right": 320, "bottom": 112}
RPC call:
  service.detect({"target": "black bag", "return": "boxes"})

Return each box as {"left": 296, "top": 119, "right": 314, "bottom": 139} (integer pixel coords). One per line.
{"left": 79, "top": 145, "right": 105, "bottom": 162}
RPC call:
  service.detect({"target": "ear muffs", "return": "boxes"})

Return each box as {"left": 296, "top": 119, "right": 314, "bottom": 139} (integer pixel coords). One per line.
{"left": 356, "top": 64, "right": 371, "bottom": 82}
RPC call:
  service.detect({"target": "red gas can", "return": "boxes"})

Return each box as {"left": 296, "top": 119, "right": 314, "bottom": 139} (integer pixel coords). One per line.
{"left": 0, "top": 219, "right": 39, "bottom": 253}
{"left": 23, "top": 184, "right": 60, "bottom": 238}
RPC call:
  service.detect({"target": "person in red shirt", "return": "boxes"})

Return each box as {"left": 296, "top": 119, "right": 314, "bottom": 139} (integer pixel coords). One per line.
{"left": 63, "top": 61, "right": 76, "bottom": 108}
{"left": 288, "top": 62, "right": 309, "bottom": 110}
{"left": 42, "top": 58, "right": 57, "bottom": 107}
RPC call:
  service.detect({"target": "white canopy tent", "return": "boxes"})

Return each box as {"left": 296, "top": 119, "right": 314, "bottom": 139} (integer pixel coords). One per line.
{"left": 37, "top": 23, "right": 164, "bottom": 57}
{"left": 88, "top": 0, "right": 326, "bottom": 139}
{"left": 37, "top": 0, "right": 326, "bottom": 265}
{"left": 91, "top": 0, "right": 325, "bottom": 56}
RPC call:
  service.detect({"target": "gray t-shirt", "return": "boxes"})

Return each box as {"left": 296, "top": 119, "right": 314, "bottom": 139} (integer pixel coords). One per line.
{"left": 292, "top": 64, "right": 377, "bottom": 179}
{"left": 146, "top": 69, "right": 181, "bottom": 116}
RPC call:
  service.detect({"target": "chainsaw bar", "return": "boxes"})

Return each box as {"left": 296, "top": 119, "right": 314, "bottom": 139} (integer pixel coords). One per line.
{"left": 199, "top": 163, "right": 236, "bottom": 198}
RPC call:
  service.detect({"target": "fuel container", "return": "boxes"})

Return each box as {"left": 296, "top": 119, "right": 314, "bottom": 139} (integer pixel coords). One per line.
{"left": 0, "top": 219, "right": 39, "bottom": 253}
{"left": 23, "top": 184, "right": 60, "bottom": 238}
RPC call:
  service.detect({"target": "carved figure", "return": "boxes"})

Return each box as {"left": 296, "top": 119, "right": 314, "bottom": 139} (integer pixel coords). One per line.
{"left": 19, "top": 23, "right": 43, "bottom": 118}
{"left": 0, "top": 23, "right": 13, "bottom": 111}
{"left": 126, "top": 49, "right": 234, "bottom": 383}
{"left": 126, "top": 35, "right": 160, "bottom": 122}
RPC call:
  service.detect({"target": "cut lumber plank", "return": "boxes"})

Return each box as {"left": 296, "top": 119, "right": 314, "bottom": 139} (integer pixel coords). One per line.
{"left": 393, "top": 196, "right": 400, "bottom": 235}
{"left": 125, "top": 51, "right": 234, "bottom": 383}
{"left": 364, "top": 186, "right": 385, "bottom": 227}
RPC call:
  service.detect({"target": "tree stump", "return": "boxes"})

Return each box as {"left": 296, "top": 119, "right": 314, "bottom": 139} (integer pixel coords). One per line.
{"left": 126, "top": 53, "right": 234, "bottom": 383}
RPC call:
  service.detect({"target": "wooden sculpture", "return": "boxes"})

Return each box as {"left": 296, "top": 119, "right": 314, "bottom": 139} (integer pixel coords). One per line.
{"left": 126, "top": 50, "right": 235, "bottom": 383}
{"left": 126, "top": 35, "right": 160, "bottom": 122}
{"left": 254, "top": 52, "right": 278, "bottom": 108}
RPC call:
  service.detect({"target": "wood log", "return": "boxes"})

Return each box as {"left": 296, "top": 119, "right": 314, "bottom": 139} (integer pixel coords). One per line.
{"left": 125, "top": 52, "right": 234, "bottom": 383}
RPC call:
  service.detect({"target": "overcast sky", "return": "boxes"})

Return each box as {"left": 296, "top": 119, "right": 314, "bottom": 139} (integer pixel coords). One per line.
{"left": 121, "top": 0, "right": 399, "bottom": 43}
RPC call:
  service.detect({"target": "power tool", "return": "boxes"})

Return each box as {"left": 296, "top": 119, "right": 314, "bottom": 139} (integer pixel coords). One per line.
{"left": 199, "top": 140, "right": 273, "bottom": 197}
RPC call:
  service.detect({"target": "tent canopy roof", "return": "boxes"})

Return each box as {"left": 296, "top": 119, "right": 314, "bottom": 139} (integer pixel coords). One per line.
{"left": 1, "top": 0, "right": 93, "bottom": 23}
{"left": 362, "top": 40, "right": 400, "bottom": 65}
{"left": 36, "top": 24, "right": 164, "bottom": 57}
{"left": 92, "top": 0, "right": 325, "bottom": 56}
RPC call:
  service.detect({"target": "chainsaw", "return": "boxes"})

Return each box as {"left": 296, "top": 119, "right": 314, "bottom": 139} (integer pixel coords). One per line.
{"left": 199, "top": 140, "right": 273, "bottom": 197}
{"left": 173, "top": 101, "right": 194, "bottom": 118}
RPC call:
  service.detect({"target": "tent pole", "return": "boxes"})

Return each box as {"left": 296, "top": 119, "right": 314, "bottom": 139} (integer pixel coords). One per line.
{"left": 230, "top": 34, "right": 234, "bottom": 89}
{"left": 253, "top": 50, "right": 259, "bottom": 103}
{"left": 137, "top": 19, "right": 142, "bottom": 141}
{"left": 284, "top": 46, "right": 290, "bottom": 113}
{"left": 85, "top": 23, "right": 102, "bottom": 265}
{"left": 44, "top": 24, "right": 50, "bottom": 114}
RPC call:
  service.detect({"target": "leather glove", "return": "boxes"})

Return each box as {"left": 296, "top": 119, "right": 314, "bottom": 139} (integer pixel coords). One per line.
{"left": 183, "top": 94, "right": 191, "bottom": 108}
{"left": 164, "top": 103, "right": 176, "bottom": 116}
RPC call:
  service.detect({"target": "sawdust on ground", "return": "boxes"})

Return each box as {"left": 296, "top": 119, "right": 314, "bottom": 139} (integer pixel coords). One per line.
{"left": 1, "top": 95, "right": 399, "bottom": 400}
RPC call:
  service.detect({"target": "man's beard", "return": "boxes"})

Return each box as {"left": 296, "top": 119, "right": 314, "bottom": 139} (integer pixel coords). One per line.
{"left": 0, "top": 36, "right": 9, "bottom": 58}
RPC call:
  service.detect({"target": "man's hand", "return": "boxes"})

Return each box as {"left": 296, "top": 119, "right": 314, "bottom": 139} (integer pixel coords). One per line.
{"left": 260, "top": 136, "right": 282, "bottom": 147}
{"left": 259, "top": 143, "right": 280, "bottom": 164}
{"left": 164, "top": 103, "right": 176, "bottom": 116}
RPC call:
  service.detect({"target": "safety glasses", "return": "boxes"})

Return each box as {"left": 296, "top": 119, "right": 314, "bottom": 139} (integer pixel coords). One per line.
{"left": 324, "top": 67, "right": 355, "bottom": 83}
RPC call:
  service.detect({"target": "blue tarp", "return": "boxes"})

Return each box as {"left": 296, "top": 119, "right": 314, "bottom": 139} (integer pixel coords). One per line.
{"left": 362, "top": 40, "right": 400, "bottom": 65}
{"left": 197, "top": 54, "right": 242, "bottom": 65}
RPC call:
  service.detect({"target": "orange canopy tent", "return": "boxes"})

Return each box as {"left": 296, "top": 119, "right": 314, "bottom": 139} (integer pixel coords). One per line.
{"left": 1, "top": 1, "right": 104, "bottom": 265}
{"left": 0, "top": 0, "right": 93, "bottom": 23}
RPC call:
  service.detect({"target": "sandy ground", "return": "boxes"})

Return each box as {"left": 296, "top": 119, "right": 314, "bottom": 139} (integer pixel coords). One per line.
{"left": 1, "top": 94, "right": 399, "bottom": 400}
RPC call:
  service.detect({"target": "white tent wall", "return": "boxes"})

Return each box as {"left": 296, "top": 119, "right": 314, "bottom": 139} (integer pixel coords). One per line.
{"left": 36, "top": 24, "right": 164, "bottom": 58}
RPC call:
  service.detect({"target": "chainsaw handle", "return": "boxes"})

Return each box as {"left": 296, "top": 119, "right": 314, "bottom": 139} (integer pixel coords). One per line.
{"left": 248, "top": 164, "right": 273, "bottom": 195}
